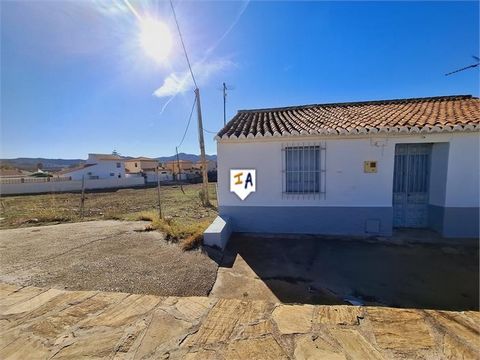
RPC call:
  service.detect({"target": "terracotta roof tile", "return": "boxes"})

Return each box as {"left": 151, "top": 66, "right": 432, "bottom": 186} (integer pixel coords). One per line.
{"left": 217, "top": 95, "right": 480, "bottom": 139}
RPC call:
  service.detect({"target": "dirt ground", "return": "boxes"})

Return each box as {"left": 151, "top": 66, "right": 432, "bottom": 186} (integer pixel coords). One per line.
{"left": 211, "top": 234, "right": 479, "bottom": 311}
{"left": 0, "top": 221, "right": 218, "bottom": 296}
{"left": 0, "top": 183, "right": 218, "bottom": 229}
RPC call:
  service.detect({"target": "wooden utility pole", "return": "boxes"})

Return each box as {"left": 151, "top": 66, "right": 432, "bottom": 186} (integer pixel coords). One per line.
{"left": 155, "top": 167, "right": 163, "bottom": 219}
{"left": 169, "top": 0, "right": 209, "bottom": 207}
{"left": 175, "top": 146, "right": 185, "bottom": 194}
{"left": 195, "top": 88, "right": 210, "bottom": 206}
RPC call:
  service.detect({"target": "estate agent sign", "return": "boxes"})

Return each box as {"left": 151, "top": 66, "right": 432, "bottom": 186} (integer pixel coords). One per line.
{"left": 230, "top": 169, "right": 256, "bottom": 200}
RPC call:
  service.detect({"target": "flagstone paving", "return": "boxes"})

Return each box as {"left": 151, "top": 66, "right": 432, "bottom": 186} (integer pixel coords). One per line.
{"left": 0, "top": 283, "right": 479, "bottom": 359}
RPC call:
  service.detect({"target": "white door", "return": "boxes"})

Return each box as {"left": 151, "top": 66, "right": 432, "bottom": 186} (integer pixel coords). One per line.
{"left": 393, "top": 144, "right": 431, "bottom": 228}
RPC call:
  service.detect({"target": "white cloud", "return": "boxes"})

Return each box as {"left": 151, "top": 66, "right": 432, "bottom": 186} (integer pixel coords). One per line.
{"left": 153, "top": 58, "right": 236, "bottom": 98}
{"left": 152, "top": 0, "right": 248, "bottom": 101}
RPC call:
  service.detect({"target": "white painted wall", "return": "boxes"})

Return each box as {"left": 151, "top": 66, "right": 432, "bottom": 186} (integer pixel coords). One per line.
{"left": 63, "top": 160, "right": 125, "bottom": 181}
{"left": 144, "top": 171, "right": 173, "bottom": 183}
{"left": 444, "top": 134, "right": 480, "bottom": 207}
{"left": 0, "top": 177, "right": 145, "bottom": 195}
{"left": 429, "top": 143, "right": 449, "bottom": 206}
{"left": 217, "top": 132, "right": 479, "bottom": 208}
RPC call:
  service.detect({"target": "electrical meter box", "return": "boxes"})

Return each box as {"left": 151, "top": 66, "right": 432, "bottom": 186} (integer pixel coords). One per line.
{"left": 364, "top": 161, "right": 377, "bottom": 173}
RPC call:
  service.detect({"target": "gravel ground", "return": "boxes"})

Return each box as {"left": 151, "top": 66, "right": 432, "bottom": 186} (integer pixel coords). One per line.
{"left": 0, "top": 220, "right": 218, "bottom": 296}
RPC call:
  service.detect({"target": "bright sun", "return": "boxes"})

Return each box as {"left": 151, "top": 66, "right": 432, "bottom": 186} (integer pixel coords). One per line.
{"left": 139, "top": 18, "right": 172, "bottom": 62}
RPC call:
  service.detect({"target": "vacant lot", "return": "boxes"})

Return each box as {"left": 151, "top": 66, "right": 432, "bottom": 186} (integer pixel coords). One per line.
{"left": 0, "top": 221, "right": 218, "bottom": 296}
{"left": 0, "top": 183, "right": 218, "bottom": 229}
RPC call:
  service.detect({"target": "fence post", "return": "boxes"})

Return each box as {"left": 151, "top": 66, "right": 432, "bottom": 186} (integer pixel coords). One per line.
{"left": 80, "top": 175, "right": 86, "bottom": 218}
{"left": 176, "top": 146, "right": 185, "bottom": 194}
{"left": 156, "top": 167, "right": 163, "bottom": 219}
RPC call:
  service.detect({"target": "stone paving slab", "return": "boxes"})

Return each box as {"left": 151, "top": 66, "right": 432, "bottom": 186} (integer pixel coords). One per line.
{"left": 0, "top": 283, "right": 479, "bottom": 359}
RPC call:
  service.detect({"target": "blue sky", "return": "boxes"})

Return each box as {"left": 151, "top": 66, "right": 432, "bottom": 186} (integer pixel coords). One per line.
{"left": 1, "top": 1, "right": 478, "bottom": 159}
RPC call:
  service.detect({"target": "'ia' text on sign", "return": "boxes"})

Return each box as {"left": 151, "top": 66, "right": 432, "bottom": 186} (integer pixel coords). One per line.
{"left": 230, "top": 169, "right": 256, "bottom": 200}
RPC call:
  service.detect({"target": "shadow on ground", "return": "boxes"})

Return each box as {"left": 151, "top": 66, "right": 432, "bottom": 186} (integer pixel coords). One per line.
{"left": 209, "top": 234, "right": 479, "bottom": 311}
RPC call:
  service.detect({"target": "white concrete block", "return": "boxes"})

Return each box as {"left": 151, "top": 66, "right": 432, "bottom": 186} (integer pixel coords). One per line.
{"left": 203, "top": 216, "right": 232, "bottom": 250}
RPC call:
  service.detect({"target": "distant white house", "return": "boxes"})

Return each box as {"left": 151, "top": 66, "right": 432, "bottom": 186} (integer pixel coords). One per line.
{"left": 58, "top": 153, "right": 126, "bottom": 181}
{"left": 213, "top": 95, "right": 480, "bottom": 241}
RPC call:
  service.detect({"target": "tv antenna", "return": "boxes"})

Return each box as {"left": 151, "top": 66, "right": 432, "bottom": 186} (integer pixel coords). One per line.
{"left": 221, "top": 82, "right": 235, "bottom": 126}
{"left": 445, "top": 56, "right": 479, "bottom": 76}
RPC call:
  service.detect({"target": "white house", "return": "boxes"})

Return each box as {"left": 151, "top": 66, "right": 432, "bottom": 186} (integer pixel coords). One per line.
{"left": 212, "top": 95, "right": 479, "bottom": 244}
{"left": 58, "top": 153, "right": 126, "bottom": 181}
{"left": 0, "top": 154, "right": 147, "bottom": 195}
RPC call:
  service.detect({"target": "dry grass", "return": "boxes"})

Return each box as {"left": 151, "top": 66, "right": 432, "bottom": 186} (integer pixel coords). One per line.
{"left": 137, "top": 210, "right": 210, "bottom": 250}
{"left": 29, "top": 208, "right": 73, "bottom": 223}
{"left": 181, "top": 232, "right": 204, "bottom": 251}
{"left": 1, "top": 183, "right": 217, "bottom": 227}
{"left": 0, "top": 183, "right": 218, "bottom": 251}
{"left": 136, "top": 211, "right": 158, "bottom": 222}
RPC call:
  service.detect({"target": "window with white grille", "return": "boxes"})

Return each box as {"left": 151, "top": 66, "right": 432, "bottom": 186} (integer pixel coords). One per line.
{"left": 282, "top": 143, "right": 326, "bottom": 198}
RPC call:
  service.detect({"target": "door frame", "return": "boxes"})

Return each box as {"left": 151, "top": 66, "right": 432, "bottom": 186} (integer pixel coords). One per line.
{"left": 392, "top": 143, "right": 432, "bottom": 229}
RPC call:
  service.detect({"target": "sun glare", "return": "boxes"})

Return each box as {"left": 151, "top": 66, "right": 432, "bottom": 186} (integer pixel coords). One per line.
{"left": 139, "top": 18, "right": 172, "bottom": 62}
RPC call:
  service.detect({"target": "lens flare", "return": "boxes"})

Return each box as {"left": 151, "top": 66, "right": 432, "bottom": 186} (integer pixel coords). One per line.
{"left": 139, "top": 18, "right": 172, "bottom": 62}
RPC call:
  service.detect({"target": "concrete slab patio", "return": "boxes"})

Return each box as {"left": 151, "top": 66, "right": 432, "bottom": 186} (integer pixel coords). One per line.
{"left": 211, "top": 234, "right": 479, "bottom": 310}
{"left": 0, "top": 221, "right": 218, "bottom": 297}
{"left": 1, "top": 283, "right": 479, "bottom": 359}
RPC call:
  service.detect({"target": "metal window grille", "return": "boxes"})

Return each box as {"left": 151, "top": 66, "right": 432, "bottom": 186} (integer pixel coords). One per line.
{"left": 282, "top": 142, "right": 326, "bottom": 199}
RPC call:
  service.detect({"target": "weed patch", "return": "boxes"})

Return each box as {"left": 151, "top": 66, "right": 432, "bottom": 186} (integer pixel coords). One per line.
{"left": 28, "top": 208, "right": 73, "bottom": 224}
{"left": 181, "top": 231, "right": 204, "bottom": 251}
{"left": 142, "top": 214, "right": 210, "bottom": 251}
{"left": 136, "top": 211, "right": 158, "bottom": 222}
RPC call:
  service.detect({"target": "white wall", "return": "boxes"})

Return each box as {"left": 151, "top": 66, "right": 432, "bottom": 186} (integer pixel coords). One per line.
{"left": 444, "top": 134, "right": 480, "bottom": 207}
{"left": 0, "top": 177, "right": 145, "bottom": 196}
{"left": 429, "top": 143, "right": 449, "bottom": 206}
{"left": 217, "top": 132, "right": 479, "bottom": 208}
{"left": 64, "top": 161, "right": 125, "bottom": 181}
{"left": 144, "top": 171, "right": 173, "bottom": 183}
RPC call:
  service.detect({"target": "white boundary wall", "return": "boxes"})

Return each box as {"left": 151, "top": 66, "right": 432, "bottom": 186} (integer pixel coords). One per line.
{"left": 0, "top": 177, "right": 145, "bottom": 196}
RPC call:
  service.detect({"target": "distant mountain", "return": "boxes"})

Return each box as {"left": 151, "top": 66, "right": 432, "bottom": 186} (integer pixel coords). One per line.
{"left": 0, "top": 158, "right": 84, "bottom": 171}
{"left": 0, "top": 153, "right": 217, "bottom": 171}
{"left": 156, "top": 153, "right": 217, "bottom": 163}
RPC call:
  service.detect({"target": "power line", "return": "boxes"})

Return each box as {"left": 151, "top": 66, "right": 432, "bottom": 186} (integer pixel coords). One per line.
{"left": 202, "top": 127, "right": 218, "bottom": 134}
{"left": 177, "top": 96, "right": 197, "bottom": 149}
{"left": 169, "top": 0, "right": 198, "bottom": 89}
{"left": 169, "top": 0, "right": 210, "bottom": 206}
